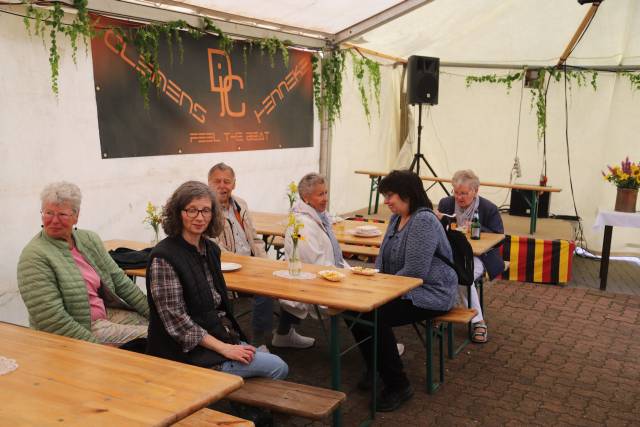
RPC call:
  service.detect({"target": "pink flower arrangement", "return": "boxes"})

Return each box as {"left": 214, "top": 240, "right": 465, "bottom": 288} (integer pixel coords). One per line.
{"left": 602, "top": 157, "right": 640, "bottom": 190}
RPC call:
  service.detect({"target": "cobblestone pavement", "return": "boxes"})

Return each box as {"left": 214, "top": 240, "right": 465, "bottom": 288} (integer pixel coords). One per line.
{"left": 233, "top": 281, "right": 640, "bottom": 426}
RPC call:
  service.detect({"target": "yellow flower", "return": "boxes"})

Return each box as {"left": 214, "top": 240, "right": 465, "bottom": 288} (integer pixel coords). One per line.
{"left": 288, "top": 181, "right": 298, "bottom": 194}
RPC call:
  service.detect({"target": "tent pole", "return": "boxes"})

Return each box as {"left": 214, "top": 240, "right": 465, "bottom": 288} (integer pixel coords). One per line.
{"left": 557, "top": 3, "right": 601, "bottom": 67}
{"left": 319, "top": 53, "right": 332, "bottom": 208}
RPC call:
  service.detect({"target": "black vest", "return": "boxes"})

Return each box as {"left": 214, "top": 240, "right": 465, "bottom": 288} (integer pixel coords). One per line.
{"left": 145, "top": 235, "right": 245, "bottom": 367}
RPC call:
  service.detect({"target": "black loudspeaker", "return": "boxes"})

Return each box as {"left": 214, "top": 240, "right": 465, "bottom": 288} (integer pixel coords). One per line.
{"left": 509, "top": 189, "right": 550, "bottom": 218}
{"left": 407, "top": 55, "right": 439, "bottom": 105}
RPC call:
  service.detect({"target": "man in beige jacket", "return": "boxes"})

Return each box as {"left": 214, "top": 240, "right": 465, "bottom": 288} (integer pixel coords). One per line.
{"left": 209, "top": 163, "right": 310, "bottom": 350}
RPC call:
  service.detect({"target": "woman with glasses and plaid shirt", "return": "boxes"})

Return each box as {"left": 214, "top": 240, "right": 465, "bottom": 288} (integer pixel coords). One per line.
{"left": 17, "top": 181, "right": 149, "bottom": 346}
{"left": 146, "top": 181, "right": 287, "bottom": 379}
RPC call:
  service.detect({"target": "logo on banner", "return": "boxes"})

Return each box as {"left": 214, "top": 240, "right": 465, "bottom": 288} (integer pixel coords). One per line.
{"left": 208, "top": 49, "right": 246, "bottom": 118}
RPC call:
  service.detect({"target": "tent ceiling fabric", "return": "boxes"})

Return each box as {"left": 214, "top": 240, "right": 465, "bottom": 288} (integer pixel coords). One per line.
{"left": 147, "top": 0, "right": 640, "bottom": 67}
{"left": 160, "top": 0, "right": 405, "bottom": 35}
{"left": 352, "top": 0, "right": 640, "bottom": 67}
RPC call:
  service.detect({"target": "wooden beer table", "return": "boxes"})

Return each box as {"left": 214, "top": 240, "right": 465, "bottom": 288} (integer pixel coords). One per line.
{"left": 102, "top": 240, "right": 422, "bottom": 424}
{"left": 251, "top": 211, "right": 386, "bottom": 247}
{"left": 0, "top": 322, "right": 242, "bottom": 426}
{"left": 355, "top": 170, "right": 561, "bottom": 234}
{"left": 250, "top": 213, "right": 505, "bottom": 257}
{"left": 219, "top": 252, "right": 422, "bottom": 425}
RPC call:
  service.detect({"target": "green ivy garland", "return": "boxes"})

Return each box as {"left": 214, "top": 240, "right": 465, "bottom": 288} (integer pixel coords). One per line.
{"left": 621, "top": 71, "right": 640, "bottom": 90}
{"left": 257, "top": 38, "right": 290, "bottom": 68}
{"left": 22, "top": 0, "right": 293, "bottom": 109}
{"left": 466, "top": 68, "right": 599, "bottom": 141}
{"left": 349, "top": 50, "right": 381, "bottom": 125}
{"left": 312, "top": 49, "right": 346, "bottom": 127}
{"left": 24, "top": 0, "right": 92, "bottom": 95}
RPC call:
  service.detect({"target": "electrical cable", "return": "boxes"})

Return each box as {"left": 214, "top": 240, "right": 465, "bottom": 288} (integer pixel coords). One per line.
{"left": 562, "top": 65, "right": 588, "bottom": 250}
{"left": 498, "top": 71, "right": 526, "bottom": 209}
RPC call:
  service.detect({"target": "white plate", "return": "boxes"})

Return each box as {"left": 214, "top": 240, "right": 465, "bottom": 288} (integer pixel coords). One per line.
{"left": 348, "top": 229, "right": 382, "bottom": 237}
{"left": 221, "top": 262, "right": 242, "bottom": 272}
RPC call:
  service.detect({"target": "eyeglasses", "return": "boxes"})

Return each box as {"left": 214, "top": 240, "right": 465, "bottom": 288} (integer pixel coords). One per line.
{"left": 182, "top": 207, "right": 213, "bottom": 218}
{"left": 41, "top": 210, "right": 75, "bottom": 221}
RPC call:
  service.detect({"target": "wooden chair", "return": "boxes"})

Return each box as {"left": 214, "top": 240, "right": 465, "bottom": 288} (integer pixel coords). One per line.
{"left": 226, "top": 378, "right": 346, "bottom": 421}
{"left": 174, "top": 408, "right": 253, "bottom": 426}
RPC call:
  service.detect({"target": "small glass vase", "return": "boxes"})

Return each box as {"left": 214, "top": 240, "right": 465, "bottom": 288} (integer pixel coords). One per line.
{"left": 151, "top": 227, "right": 160, "bottom": 245}
{"left": 288, "top": 243, "right": 302, "bottom": 277}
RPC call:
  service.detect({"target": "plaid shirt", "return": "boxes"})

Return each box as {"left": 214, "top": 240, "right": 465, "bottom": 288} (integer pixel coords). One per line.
{"left": 149, "top": 254, "right": 225, "bottom": 353}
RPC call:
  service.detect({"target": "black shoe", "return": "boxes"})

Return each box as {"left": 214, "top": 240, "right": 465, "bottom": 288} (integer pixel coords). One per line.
{"left": 375, "top": 384, "right": 414, "bottom": 412}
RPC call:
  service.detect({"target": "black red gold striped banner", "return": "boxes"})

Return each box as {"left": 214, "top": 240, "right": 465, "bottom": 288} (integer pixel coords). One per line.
{"left": 500, "top": 235, "right": 574, "bottom": 284}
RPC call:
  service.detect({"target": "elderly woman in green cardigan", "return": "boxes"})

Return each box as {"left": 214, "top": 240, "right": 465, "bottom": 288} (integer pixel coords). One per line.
{"left": 17, "top": 182, "right": 149, "bottom": 345}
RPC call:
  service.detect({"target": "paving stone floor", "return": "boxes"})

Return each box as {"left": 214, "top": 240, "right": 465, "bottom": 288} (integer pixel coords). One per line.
{"left": 230, "top": 276, "right": 640, "bottom": 426}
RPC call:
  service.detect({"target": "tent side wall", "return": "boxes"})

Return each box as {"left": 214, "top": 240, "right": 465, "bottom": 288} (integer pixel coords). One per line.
{"left": 0, "top": 13, "right": 320, "bottom": 324}
{"left": 332, "top": 64, "right": 640, "bottom": 256}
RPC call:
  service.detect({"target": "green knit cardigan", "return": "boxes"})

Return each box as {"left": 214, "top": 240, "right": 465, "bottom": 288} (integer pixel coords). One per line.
{"left": 17, "top": 229, "right": 149, "bottom": 342}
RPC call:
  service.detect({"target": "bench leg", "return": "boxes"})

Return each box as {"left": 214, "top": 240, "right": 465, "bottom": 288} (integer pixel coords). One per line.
{"left": 330, "top": 315, "right": 342, "bottom": 427}
{"left": 426, "top": 320, "right": 444, "bottom": 394}
{"left": 529, "top": 192, "right": 539, "bottom": 235}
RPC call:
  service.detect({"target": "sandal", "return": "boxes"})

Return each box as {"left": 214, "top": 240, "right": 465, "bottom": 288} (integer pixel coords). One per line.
{"left": 472, "top": 322, "right": 488, "bottom": 343}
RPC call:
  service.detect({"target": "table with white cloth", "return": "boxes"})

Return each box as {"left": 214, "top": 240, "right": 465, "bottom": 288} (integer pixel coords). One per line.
{"left": 593, "top": 209, "right": 640, "bottom": 290}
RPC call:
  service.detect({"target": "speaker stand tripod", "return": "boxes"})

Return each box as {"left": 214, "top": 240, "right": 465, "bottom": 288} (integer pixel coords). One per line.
{"left": 409, "top": 104, "right": 450, "bottom": 196}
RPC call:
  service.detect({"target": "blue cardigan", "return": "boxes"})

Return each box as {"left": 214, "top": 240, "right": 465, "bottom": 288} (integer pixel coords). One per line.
{"left": 376, "top": 208, "right": 458, "bottom": 312}
{"left": 438, "top": 196, "right": 505, "bottom": 279}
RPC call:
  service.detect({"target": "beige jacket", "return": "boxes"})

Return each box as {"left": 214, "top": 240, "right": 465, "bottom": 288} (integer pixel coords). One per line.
{"left": 214, "top": 196, "right": 266, "bottom": 258}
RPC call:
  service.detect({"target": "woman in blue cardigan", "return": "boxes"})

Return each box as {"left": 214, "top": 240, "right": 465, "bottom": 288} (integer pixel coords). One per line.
{"left": 349, "top": 170, "right": 458, "bottom": 412}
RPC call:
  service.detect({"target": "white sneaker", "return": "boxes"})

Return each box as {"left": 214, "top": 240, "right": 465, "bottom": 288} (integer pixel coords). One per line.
{"left": 256, "top": 344, "right": 270, "bottom": 353}
{"left": 271, "top": 328, "right": 315, "bottom": 349}
{"left": 397, "top": 343, "right": 405, "bottom": 357}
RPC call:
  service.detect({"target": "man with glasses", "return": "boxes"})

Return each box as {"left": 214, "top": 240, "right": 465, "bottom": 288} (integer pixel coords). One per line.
{"left": 207, "top": 163, "right": 274, "bottom": 351}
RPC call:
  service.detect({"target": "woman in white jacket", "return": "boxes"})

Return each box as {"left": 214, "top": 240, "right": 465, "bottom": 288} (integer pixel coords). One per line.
{"left": 272, "top": 173, "right": 348, "bottom": 349}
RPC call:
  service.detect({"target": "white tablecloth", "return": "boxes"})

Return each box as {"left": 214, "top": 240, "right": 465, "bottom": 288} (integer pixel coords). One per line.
{"left": 593, "top": 209, "right": 640, "bottom": 229}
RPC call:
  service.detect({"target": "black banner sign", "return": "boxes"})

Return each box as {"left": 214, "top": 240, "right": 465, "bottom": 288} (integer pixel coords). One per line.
{"left": 90, "top": 17, "right": 314, "bottom": 158}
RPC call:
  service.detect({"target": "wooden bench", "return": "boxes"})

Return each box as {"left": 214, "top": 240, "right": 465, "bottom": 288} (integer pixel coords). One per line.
{"left": 226, "top": 378, "right": 346, "bottom": 421}
{"left": 175, "top": 408, "right": 254, "bottom": 426}
{"left": 413, "top": 307, "right": 477, "bottom": 394}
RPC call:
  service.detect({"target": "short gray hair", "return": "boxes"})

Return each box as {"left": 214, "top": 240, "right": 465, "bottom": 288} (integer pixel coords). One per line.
{"left": 298, "top": 173, "right": 326, "bottom": 200}
{"left": 208, "top": 162, "right": 235, "bottom": 181}
{"left": 40, "top": 181, "right": 82, "bottom": 213}
{"left": 452, "top": 170, "right": 480, "bottom": 192}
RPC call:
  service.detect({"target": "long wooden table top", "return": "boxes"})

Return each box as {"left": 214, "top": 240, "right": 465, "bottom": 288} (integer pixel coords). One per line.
{"left": 0, "top": 322, "right": 243, "bottom": 426}
{"left": 355, "top": 170, "right": 562, "bottom": 193}
{"left": 251, "top": 212, "right": 386, "bottom": 246}
{"left": 250, "top": 213, "right": 504, "bottom": 256}
{"left": 220, "top": 253, "right": 422, "bottom": 312}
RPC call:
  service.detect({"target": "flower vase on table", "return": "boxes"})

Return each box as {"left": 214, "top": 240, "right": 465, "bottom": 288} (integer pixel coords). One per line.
{"left": 143, "top": 202, "right": 163, "bottom": 245}
{"left": 614, "top": 188, "right": 638, "bottom": 213}
{"left": 151, "top": 226, "right": 160, "bottom": 246}
{"left": 285, "top": 204, "right": 305, "bottom": 277}
{"left": 288, "top": 242, "right": 302, "bottom": 277}
{"left": 603, "top": 157, "right": 640, "bottom": 213}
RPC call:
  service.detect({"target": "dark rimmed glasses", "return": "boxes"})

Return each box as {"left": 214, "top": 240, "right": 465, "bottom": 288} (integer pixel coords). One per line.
{"left": 182, "top": 207, "right": 212, "bottom": 218}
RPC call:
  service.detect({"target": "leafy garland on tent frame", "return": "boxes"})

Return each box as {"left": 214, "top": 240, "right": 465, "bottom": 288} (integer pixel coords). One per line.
{"left": 465, "top": 68, "right": 640, "bottom": 141}
{"left": 19, "top": 0, "right": 381, "bottom": 124}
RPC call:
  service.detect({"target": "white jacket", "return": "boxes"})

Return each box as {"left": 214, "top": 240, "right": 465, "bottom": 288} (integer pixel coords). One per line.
{"left": 280, "top": 200, "right": 347, "bottom": 319}
{"left": 284, "top": 200, "right": 345, "bottom": 267}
